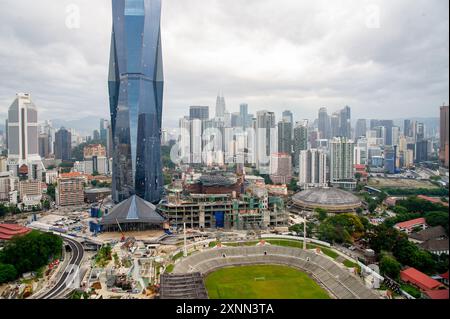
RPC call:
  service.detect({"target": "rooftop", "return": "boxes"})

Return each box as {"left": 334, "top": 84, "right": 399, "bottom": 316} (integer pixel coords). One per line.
{"left": 395, "top": 218, "right": 426, "bottom": 229}
{"left": 292, "top": 187, "right": 361, "bottom": 207}
{"left": 100, "top": 195, "right": 165, "bottom": 226}
{"left": 400, "top": 267, "right": 442, "bottom": 291}
{"left": 198, "top": 174, "right": 238, "bottom": 187}
{"left": 420, "top": 239, "right": 449, "bottom": 252}
{"left": 409, "top": 226, "right": 447, "bottom": 242}
{"left": 417, "top": 195, "right": 449, "bottom": 207}
{"left": 0, "top": 224, "right": 32, "bottom": 241}
{"left": 424, "top": 289, "right": 449, "bottom": 300}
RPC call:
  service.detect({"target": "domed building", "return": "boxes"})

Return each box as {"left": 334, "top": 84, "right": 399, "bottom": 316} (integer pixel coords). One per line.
{"left": 291, "top": 187, "right": 362, "bottom": 214}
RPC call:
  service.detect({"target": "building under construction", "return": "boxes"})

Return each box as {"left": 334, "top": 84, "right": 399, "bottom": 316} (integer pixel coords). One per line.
{"left": 157, "top": 192, "right": 288, "bottom": 231}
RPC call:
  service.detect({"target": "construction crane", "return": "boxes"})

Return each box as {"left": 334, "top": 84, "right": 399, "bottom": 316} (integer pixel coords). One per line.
{"left": 115, "top": 218, "right": 126, "bottom": 242}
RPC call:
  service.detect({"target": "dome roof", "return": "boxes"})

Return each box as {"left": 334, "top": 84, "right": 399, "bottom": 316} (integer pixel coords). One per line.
{"left": 292, "top": 187, "right": 361, "bottom": 212}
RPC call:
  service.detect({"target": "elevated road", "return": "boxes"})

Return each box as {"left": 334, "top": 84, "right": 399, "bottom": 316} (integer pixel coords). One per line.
{"left": 38, "top": 236, "right": 85, "bottom": 299}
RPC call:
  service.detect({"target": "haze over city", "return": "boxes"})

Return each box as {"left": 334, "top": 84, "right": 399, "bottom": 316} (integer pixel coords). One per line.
{"left": 0, "top": 0, "right": 450, "bottom": 307}
{"left": 0, "top": 0, "right": 448, "bottom": 126}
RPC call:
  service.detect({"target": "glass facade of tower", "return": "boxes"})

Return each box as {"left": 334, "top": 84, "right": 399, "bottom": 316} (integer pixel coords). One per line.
{"left": 109, "top": 0, "right": 164, "bottom": 204}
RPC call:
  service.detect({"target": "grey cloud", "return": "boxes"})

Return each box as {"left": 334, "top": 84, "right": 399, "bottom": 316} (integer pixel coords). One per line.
{"left": 0, "top": 0, "right": 448, "bottom": 129}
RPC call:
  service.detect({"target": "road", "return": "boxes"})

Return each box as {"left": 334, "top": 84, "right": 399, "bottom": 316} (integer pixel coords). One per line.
{"left": 39, "top": 236, "right": 85, "bottom": 299}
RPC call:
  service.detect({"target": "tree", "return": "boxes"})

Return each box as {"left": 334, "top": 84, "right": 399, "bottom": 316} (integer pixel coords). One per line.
{"left": 367, "top": 224, "right": 404, "bottom": 253}
{"left": 396, "top": 196, "right": 447, "bottom": 214}
{"left": 163, "top": 172, "right": 173, "bottom": 186}
{"left": 41, "top": 200, "right": 51, "bottom": 210}
{"left": 0, "top": 231, "right": 63, "bottom": 277}
{"left": 318, "top": 214, "right": 365, "bottom": 244}
{"left": 425, "top": 211, "right": 449, "bottom": 234}
{"left": 0, "top": 264, "right": 17, "bottom": 284}
{"left": 0, "top": 204, "right": 8, "bottom": 217}
{"left": 288, "top": 178, "right": 299, "bottom": 192}
{"left": 393, "top": 205, "right": 408, "bottom": 215}
{"left": 289, "top": 224, "right": 303, "bottom": 235}
{"left": 46, "top": 184, "right": 56, "bottom": 201}
{"left": 161, "top": 144, "right": 176, "bottom": 170}
{"left": 379, "top": 253, "right": 401, "bottom": 279}
{"left": 368, "top": 202, "right": 378, "bottom": 213}
{"left": 315, "top": 208, "right": 328, "bottom": 221}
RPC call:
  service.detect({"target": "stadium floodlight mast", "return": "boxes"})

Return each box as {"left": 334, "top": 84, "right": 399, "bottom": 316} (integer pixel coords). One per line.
{"left": 303, "top": 214, "right": 307, "bottom": 250}
{"left": 302, "top": 211, "right": 307, "bottom": 250}
{"left": 183, "top": 222, "right": 188, "bottom": 257}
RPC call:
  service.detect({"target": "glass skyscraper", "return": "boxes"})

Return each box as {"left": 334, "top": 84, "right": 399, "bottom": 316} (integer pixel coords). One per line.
{"left": 109, "top": 0, "right": 164, "bottom": 204}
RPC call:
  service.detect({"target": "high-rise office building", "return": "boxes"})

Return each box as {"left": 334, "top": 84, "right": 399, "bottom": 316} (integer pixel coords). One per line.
{"left": 6, "top": 93, "right": 45, "bottom": 180}
{"left": 404, "top": 119, "right": 413, "bottom": 137}
{"left": 56, "top": 177, "right": 84, "bottom": 207}
{"left": 330, "top": 112, "right": 340, "bottom": 138}
{"left": 373, "top": 126, "right": 386, "bottom": 146}
{"left": 278, "top": 120, "right": 293, "bottom": 154}
{"left": 269, "top": 153, "right": 292, "bottom": 185}
{"left": 100, "top": 119, "right": 109, "bottom": 144}
{"left": 109, "top": 0, "right": 164, "bottom": 204}
{"left": 179, "top": 117, "right": 191, "bottom": 164}
{"left": 339, "top": 106, "right": 351, "bottom": 139}
{"left": 256, "top": 111, "right": 276, "bottom": 173}
{"left": 368, "top": 120, "right": 393, "bottom": 144}
{"left": 318, "top": 107, "right": 330, "bottom": 140}
{"left": 392, "top": 126, "right": 400, "bottom": 146}
{"left": 354, "top": 137, "right": 368, "bottom": 165}
{"left": 282, "top": 110, "right": 294, "bottom": 125}
{"left": 54, "top": 128, "right": 72, "bottom": 161}
{"left": 239, "top": 104, "right": 251, "bottom": 129}
{"left": 415, "top": 139, "right": 429, "bottom": 163}
{"left": 190, "top": 106, "right": 209, "bottom": 121}
{"left": 440, "top": 105, "right": 449, "bottom": 168}
{"left": 416, "top": 122, "right": 425, "bottom": 141}
{"left": 355, "top": 119, "right": 367, "bottom": 139}
{"left": 384, "top": 146, "right": 398, "bottom": 174}
{"left": 330, "top": 137, "right": 355, "bottom": 189}
{"left": 298, "top": 149, "right": 327, "bottom": 189}
{"left": 215, "top": 94, "right": 226, "bottom": 118}
{"left": 38, "top": 133, "right": 51, "bottom": 159}
{"left": 379, "top": 120, "right": 394, "bottom": 145}
{"left": 191, "top": 119, "right": 203, "bottom": 164}
{"left": 293, "top": 121, "right": 308, "bottom": 170}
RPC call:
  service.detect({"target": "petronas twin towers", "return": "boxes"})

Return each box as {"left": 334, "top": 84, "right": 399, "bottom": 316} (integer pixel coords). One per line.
{"left": 108, "top": 0, "right": 164, "bottom": 204}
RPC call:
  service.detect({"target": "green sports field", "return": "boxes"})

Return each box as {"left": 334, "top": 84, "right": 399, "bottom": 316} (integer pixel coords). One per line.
{"left": 205, "top": 265, "right": 330, "bottom": 299}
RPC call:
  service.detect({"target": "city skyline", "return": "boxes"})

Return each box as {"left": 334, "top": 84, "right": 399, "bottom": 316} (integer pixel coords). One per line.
{"left": 0, "top": 0, "right": 448, "bottom": 125}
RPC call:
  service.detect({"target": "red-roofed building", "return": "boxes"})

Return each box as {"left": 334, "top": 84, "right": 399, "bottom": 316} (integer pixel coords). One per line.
{"left": 394, "top": 218, "right": 427, "bottom": 234}
{"left": 0, "top": 224, "right": 31, "bottom": 241}
{"left": 417, "top": 195, "right": 449, "bottom": 207}
{"left": 354, "top": 164, "right": 368, "bottom": 180}
{"left": 440, "top": 271, "right": 449, "bottom": 286}
{"left": 400, "top": 267, "right": 443, "bottom": 291}
{"left": 424, "top": 289, "right": 449, "bottom": 299}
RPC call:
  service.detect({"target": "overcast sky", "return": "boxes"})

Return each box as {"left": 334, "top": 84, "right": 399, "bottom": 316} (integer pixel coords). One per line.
{"left": 0, "top": 0, "right": 448, "bottom": 128}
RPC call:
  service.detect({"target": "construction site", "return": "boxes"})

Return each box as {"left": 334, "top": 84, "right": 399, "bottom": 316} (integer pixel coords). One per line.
{"left": 158, "top": 193, "right": 288, "bottom": 231}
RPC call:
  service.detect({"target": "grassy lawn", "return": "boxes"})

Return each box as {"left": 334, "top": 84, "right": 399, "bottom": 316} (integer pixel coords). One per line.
{"left": 342, "top": 259, "right": 361, "bottom": 272}
{"left": 172, "top": 251, "right": 184, "bottom": 261}
{"left": 401, "top": 284, "right": 422, "bottom": 299}
{"left": 165, "top": 264, "right": 174, "bottom": 273}
{"left": 205, "top": 265, "right": 330, "bottom": 299}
